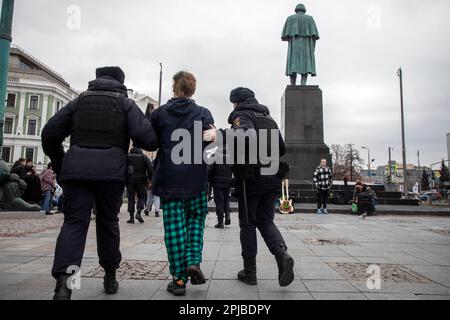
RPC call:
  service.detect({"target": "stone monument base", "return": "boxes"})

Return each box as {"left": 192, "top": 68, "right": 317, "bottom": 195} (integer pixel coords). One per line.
{"left": 281, "top": 85, "right": 332, "bottom": 181}
{"left": 283, "top": 143, "right": 331, "bottom": 181}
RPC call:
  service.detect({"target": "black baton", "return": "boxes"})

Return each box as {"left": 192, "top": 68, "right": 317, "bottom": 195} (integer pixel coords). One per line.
{"left": 241, "top": 179, "right": 249, "bottom": 226}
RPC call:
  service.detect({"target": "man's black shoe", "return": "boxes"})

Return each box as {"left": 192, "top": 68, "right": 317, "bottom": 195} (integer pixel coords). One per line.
{"left": 155, "top": 211, "right": 160, "bottom": 218}
{"left": 135, "top": 211, "right": 144, "bottom": 223}
{"left": 225, "top": 212, "right": 231, "bottom": 225}
{"left": 144, "top": 210, "right": 150, "bottom": 216}
{"left": 275, "top": 251, "right": 295, "bottom": 287}
{"left": 237, "top": 257, "right": 257, "bottom": 285}
{"left": 53, "top": 274, "right": 72, "bottom": 300}
{"left": 187, "top": 265, "right": 206, "bottom": 285}
{"left": 127, "top": 212, "right": 135, "bottom": 224}
{"left": 103, "top": 269, "right": 119, "bottom": 295}
{"left": 46, "top": 211, "right": 54, "bottom": 216}
{"left": 167, "top": 278, "right": 186, "bottom": 296}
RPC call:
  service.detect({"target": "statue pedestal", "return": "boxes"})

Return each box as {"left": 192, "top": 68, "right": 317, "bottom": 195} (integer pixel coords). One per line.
{"left": 281, "top": 85, "right": 332, "bottom": 181}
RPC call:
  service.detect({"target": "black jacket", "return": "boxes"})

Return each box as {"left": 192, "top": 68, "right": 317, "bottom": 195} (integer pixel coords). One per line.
{"left": 11, "top": 164, "right": 26, "bottom": 180}
{"left": 150, "top": 98, "right": 214, "bottom": 198}
{"left": 227, "top": 98, "right": 286, "bottom": 196}
{"left": 208, "top": 163, "right": 233, "bottom": 189}
{"left": 41, "top": 76, "right": 158, "bottom": 183}
{"left": 127, "top": 147, "right": 153, "bottom": 184}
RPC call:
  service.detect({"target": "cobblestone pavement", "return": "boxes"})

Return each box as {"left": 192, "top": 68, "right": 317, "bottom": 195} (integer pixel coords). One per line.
{"left": 1, "top": 207, "right": 450, "bottom": 300}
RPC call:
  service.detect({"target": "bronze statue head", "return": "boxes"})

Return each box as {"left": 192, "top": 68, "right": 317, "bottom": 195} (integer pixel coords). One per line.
{"left": 295, "top": 4, "right": 306, "bottom": 13}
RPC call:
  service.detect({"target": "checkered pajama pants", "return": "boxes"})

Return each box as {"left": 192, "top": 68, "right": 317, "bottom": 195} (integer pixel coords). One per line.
{"left": 161, "top": 191, "right": 208, "bottom": 281}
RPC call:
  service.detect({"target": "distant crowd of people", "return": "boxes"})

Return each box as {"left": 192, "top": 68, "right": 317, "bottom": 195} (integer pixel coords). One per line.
{"left": 10, "top": 158, "right": 62, "bottom": 215}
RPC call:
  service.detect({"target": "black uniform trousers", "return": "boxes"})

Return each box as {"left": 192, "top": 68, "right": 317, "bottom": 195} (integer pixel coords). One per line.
{"left": 213, "top": 186, "right": 231, "bottom": 220}
{"left": 127, "top": 182, "right": 147, "bottom": 213}
{"left": 238, "top": 192, "right": 287, "bottom": 259}
{"left": 52, "top": 180, "right": 124, "bottom": 277}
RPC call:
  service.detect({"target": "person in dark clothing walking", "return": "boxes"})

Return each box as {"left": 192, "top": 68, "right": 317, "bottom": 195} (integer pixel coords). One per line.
{"left": 208, "top": 159, "right": 233, "bottom": 229}
{"left": 203, "top": 87, "right": 295, "bottom": 288}
{"left": 41, "top": 66, "right": 158, "bottom": 300}
{"left": 313, "top": 159, "right": 333, "bottom": 214}
{"left": 150, "top": 71, "right": 214, "bottom": 296}
{"left": 126, "top": 147, "right": 153, "bottom": 224}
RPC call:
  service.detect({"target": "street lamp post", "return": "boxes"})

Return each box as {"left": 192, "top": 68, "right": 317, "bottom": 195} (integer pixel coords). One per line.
{"left": 417, "top": 150, "right": 421, "bottom": 192}
{"left": 0, "top": 0, "right": 15, "bottom": 152}
{"left": 349, "top": 144, "right": 353, "bottom": 182}
{"left": 388, "top": 147, "right": 393, "bottom": 183}
{"left": 362, "top": 146, "right": 372, "bottom": 180}
{"left": 158, "top": 63, "right": 163, "bottom": 107}
{"left": 398, "top": 67, "right": 408, "bottom": 198}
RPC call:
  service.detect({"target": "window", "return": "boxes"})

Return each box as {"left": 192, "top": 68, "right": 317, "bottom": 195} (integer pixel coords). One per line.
{"left": 27, "top": 119, "right": 37, "bottom": 135}
{"left": 29, "top": 95, "right": 39, "bottom": 110}
{"left": 4, "top": 118, "right": 13, "bottom": 134}
{"left": 1, "top": 147, "right": 11, "bottom": 163}
{"left": 19, "top": 60, "right": 32, "bottom": 70}
{"left": 7, "top": 93, "right": 16, "bottom": 108}
{"left": 25, "top": 148, "right": 34, "bottom": 162}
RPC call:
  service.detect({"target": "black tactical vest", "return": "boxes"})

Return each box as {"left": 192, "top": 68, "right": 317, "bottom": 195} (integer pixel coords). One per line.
{"left": 127, "top": 153, "right": 147, "bottom": 182}
{"left": 231, "top": 109, "right": 281, "bottom": 180}
{"left": 70, "top": 91, "right": 129, "bottom": 151}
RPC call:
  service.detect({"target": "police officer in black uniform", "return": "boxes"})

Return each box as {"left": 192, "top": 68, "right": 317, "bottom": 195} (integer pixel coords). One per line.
{"left": 208, "top": 153, "right": 233, "bottom": 229}
{"left": 126, "top": 147, "right": 153, "bottom": 224}
{"left": 226, "top": 87, "right": 294, "bottom": 287}
{"left": 42, "top": 66, "right": 158, "bottom": 300}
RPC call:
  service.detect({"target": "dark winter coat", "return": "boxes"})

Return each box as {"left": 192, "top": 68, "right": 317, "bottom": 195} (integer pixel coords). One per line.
{"left": 41, "top": 76, "right": 158, "bottom": 183}
{"left": 127, "top": 147, "right": 153, "bottom": 184}
{"left": 208, "top": 163, "right": 233, "bottom": 189}
{"left": 11, "top": 164, "right": 26, "bottom": 180}
{"left": 150, "top": 98, "right": 214, "bottom": 199}
{"left": 227, "top": 97, "right": 286, "bottom": 196}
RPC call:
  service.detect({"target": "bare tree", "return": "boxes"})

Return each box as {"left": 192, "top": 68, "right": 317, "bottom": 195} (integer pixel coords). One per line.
{"left": 331, "top": 144, "right": 364, "bottom": 181}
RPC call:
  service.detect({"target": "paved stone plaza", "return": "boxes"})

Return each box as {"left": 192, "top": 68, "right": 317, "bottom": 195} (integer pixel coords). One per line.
{"left": 0, "top": 207, "right": 450, "bottom": 300}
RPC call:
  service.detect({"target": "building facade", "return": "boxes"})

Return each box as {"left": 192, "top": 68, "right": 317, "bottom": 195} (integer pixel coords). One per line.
{"left": 2, "top": 45, "right": 78, "bottom": 170}
{"left": 126, "top": 89, "right": 159, "bottom": 160}
{"left": 361, "top": 163, "right": 433, "bottom": 191}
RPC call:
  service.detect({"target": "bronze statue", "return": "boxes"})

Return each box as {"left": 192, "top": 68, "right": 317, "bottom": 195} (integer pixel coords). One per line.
{"left": 0, "top": 161, "right": 40, "bottom": 211}
{"left": 282, "top": 4, "right": 320, "bottom": 85}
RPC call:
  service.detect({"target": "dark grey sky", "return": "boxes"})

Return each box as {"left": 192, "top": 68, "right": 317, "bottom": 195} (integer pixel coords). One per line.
{"left": 12, "top": 0, "right": 450, "bottom": 169}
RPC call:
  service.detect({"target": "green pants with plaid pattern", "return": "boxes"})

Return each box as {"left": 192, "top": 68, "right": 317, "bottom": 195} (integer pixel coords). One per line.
{"left": 161, "top": 191, "right": 208, "bottom": 282}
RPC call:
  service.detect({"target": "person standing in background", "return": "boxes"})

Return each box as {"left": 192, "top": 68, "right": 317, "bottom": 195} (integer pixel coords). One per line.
{"left": 313, "top": 159, "right": 333, "bottom": 214}
{"left": 41, "top": 163, "right": 56, "bottom": 215}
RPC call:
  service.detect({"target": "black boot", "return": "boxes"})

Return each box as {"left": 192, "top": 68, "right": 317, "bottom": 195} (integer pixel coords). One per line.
{"left": 215, "top": 218, "right": 224, "bottom": 229}
{"left": 275, "top": 249, "right": 295, "bottom": 287}
{"left": 187, "top": 265, "right": 207, "bottom": 285}
{"left": 53, "top": 274, "right": 72, "bottom": 300}
{"left": 167, "top": 278, "right": 186, "bottom": 296}
{"left": 237, "top": 257, "right": 257, "bottom": 285}
{"left": 127, "top": 212, "right": 135, "bottom": 224}
{"left": 135, "top": 210, "right": 144, "bottom": 223}
{"left": 103, "top": 269, "right": 119, "bottom": 295}
{"left": 225, "top": 212, "right": 231, "bottom": 225}
{"left": 144, "top": 210, "right": 150, "bottom": 216}
{"left": 155, "top": 211, "right": 160, "bottom": 218}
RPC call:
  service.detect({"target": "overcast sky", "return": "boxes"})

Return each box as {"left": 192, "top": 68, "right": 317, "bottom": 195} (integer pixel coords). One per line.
{"left": 11, "top": 0, "right": 450, "bottom": 169}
